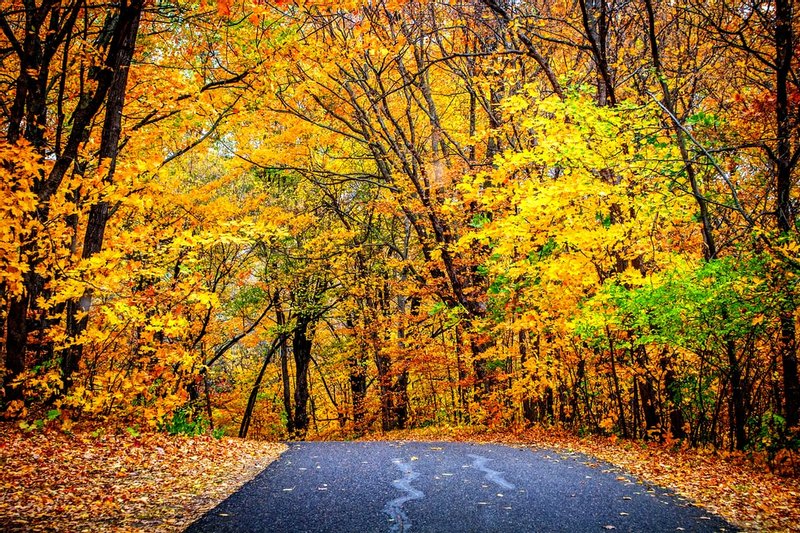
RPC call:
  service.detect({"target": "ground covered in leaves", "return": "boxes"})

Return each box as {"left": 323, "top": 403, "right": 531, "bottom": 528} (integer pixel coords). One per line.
{"left": 0, "top": 423, "right": 286, "bottom": 532}
{"left": 368, "top": 427, "right": 800, "bottom": 532}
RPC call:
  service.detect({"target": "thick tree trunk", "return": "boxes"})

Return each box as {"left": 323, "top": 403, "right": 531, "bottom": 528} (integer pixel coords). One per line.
{"left": 519, "top": 330, "right": 537, "bottom": 425}
{"left": 349, "top": 352, "right": 368, "bottom": 432}
{"left": 635, "top": 346, "right": 660, "bottom": 438}
{"left": 376, "top": 351, "right": 395, "bottom": 432}
{"left": 62, "top": 1, "right": 143, "bottom": 394}
{"left": 391, "top": 371, "right": 410, "bottom": 430}
{"left": 638, "top": 377, "right": 660, "bottom": 438}
{"left": 277, "top": 306, "right": 294, "bottom": 434}
{"left": 2, "top": 1, "right": 145, "bottom": 403}
{"left": 3, "top": 293, "right": 28, "bottom": 403}
{"left": 663, "top": 365, "right": 686, "bottom": 441}
{"left": 346, "top": 318, "right": 368, "bottom": 433}
{"left": 725, "top": 339, "right": 747, "bottom": 449}
{"left": 775, "top": 0, "right": 799, "bottom": 429}
{"left": 292, "top": 314, "right": 314, "bottom": 438}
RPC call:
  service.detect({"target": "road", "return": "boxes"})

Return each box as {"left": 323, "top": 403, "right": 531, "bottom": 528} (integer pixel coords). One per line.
{"left": 185, "top": 441, "right": 733, "bottom": 532}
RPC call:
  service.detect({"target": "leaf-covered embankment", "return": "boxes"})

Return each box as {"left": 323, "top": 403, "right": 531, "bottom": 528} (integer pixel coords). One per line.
{"left": 0, "top": 424, "right": 285, "bottom": 532}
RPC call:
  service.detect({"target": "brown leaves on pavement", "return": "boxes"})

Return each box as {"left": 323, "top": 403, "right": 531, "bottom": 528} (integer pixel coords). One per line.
{"left": 0, "top": 423, "right": 285, "bottom": 532}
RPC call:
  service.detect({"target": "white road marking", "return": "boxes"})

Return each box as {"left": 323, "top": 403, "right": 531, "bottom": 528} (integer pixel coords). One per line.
{"left": 383, "top": 458, "right": 425, "bottom": 533}
{"left": 467, "top": 454, "right": 515, "bottom": 490}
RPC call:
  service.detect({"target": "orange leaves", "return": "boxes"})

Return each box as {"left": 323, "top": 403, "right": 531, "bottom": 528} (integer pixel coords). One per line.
{"left": 216, "top": 0, "right": 233, "bottom": 17}
{"left": 0, "top": 423, "right": 285, "bottom": 532}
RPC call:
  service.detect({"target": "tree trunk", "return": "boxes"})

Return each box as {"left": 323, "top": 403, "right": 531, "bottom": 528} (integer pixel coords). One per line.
{"left": 292, "top": 314, "right": 314, "bottom": 438}
{"left": 519, "top": 330, "right": 537, "bottom": 425}
{"left": 62, "top": 2, "right": 143, "bottom": 394}
{"left": 727, "top": 339, "right": 747, "bottom": 449}
{"left": 391, "top": 371, "right": 410, "bottom": 430}
{"left": 3, "top": 293, "right": 28, "bottom": 403}
{"left": 349, "top": 352, "right": 368, "bottom": 433}
{"left": 2, "top": 1, "right": 145, "bottom": 404}
{"left": 277, "top": 306, "right": 294, "bottom": 434}
{"left": 663, "top": 365, "right": 686, "bottom": 441}
{"left": 346, "top": 318, "right": 368, "bottom": 433}
{"left": 376, "top": 349, "right": 395, "bottom": 431}
{"left": 780, "top": 315, "right": 799, "bottom": 428}
{"left": 607, "top": 330, "right": 628, "bottom": 437}
{"left": 238, "top": 336, "right": 283, "bottom": 439}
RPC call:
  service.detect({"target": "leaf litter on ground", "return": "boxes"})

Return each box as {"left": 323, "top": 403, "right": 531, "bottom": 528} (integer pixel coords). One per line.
{"left": 0, "top": 422, "right": 285, "bottom": 532}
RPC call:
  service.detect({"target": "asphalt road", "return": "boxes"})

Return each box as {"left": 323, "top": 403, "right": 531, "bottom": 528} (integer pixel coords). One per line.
{"left": 185, "top": 441, "right": 733, "bottom": 533}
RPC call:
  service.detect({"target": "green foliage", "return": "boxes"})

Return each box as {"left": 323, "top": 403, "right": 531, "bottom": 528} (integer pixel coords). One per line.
{"left": 470, "top": 213, "right": 491, "bottom": 228}
{"left": 752, "top": 412, "right": 800, "bottom": 465}
{"left": 228, "top": 285, "right": 269, "bottom": 313}
{"left": 162, "top": 408, "right": 208, "bottom": 436}
{"left": 580, "top": 255, "right": 774, "bottom": 353}
{"left": 18, "top": 419, "right": 45, "bottom": 432}
{"left": 686, "top": 111, "right": 723, "bottom": 128}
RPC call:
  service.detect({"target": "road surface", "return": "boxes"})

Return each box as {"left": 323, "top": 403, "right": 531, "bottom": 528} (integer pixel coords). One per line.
{"left": 186, "top": 441, "right": 733, "bottom": 532}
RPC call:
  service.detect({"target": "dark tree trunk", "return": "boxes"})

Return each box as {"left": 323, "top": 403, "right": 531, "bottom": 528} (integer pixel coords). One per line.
{"left": 579, "top": 0, "right": 616, "bottom": 106}
{"left": 780, "top": 315, "right": 799, "bottom": 428}
{"left": 663, "top": 365, "right": 686, "bottom": 441}
{"left": 391, "top": 371, "right": 410, "bottom": 430}
{"left": 774, "top": 0, "right": 799, "bottom": 429}
{"left": 632, "top": 377, "right": 640, "bottom": 439}
{"left": 239, "top": 350, "right": 272, "bottom": 439}
{"left": 346, "top": 318, "right": 368, "bottom": 433}
{"left": 469, "top": 323, "right": 493, "bottom": 399}
{"left": 3, "top": 293, "right": 28, "bottom": 403}
{"left": 292, "top": 314, "right": 314, "bottom": 437}
{"left": 277, "top": 306, "right": 294, "bottom": 434}
{"left": 376, "top": 350, "right": 395, "bottom": 431}
{"left": 632, "top": 345, "right": 660, "bottom": 438}
{"left": 349, "top": 352, "right": 368, "bottom": 432}
{"left": 638, "top": 377, "right": 660, "bottom": 438}
{"left": 62, "top": 2, "right": 143, "bottom": 394}
{"left": 2, "top": 0, "right": 145, "bottom": 404}
{"left": 727, "top": 339, "right": 747, "bottom": 449}
{"left": 638, "top": 369, "right": 658, "bottom": 437}
{"left": 519, "top": 330, "right": 537, "bottom": 425}
{"left": 238, "top": 335, "right": 284, "bottom": 439}
{"left": 455, "top": 324, "right": 468, "bottom": 423}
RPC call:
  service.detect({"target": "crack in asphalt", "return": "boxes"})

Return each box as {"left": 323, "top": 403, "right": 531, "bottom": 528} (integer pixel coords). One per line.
{"left": 383, "top": 458, "right": 425, "bottom": 533}
{"left": 468, "top": 454, "right": 515, "bottom": 490}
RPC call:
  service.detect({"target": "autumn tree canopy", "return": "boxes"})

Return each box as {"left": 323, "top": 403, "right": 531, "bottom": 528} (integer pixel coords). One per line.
{"left": 1, "top": 0, "right": 799, "bottom": 453}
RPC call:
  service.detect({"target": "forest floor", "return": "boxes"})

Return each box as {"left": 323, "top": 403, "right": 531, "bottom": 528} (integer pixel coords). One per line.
{"left": 0, "top": 422, "right": 286, "bottom": 532}
{"left": 366, "top": 426, "right": 800, "bottom": 532}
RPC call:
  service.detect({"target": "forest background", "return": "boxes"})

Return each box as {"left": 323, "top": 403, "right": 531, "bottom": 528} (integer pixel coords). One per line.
{"left": 1, "top": 0, "right": 799, "bottom": 466}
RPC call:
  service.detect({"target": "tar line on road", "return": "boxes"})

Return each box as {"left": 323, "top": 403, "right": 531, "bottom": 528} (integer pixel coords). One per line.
{"left": 185, "top": 441, "right": 734, "bottom": 533}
